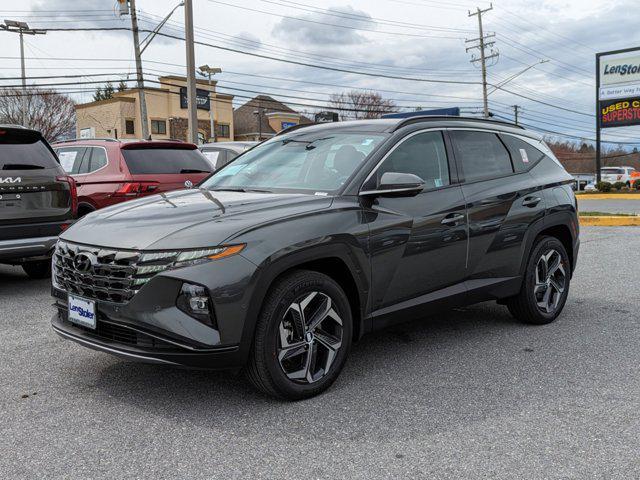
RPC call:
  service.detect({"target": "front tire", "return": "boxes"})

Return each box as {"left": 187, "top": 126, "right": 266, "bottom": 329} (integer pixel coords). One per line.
{"left": 246, "top": 270, "right": 352, "bottom": 400}
{"left": 21, "top": 260, "right": 52, "bottom": 279}
{"left": 507, "top": 236, "right": 571, "bottom": 325}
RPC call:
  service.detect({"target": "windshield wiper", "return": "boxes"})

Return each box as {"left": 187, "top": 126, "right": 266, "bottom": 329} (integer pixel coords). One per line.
{"left": 282, "top": 136, "right": 334, "bottom": 150}
{"left": 209, "top": 187, "right": 272, "bottom": 193}
{"left": 180, "top": 168, "right": 210, "bottom": 173}
{"left": 2, "top": 163, "right": 45, "bottom": 170}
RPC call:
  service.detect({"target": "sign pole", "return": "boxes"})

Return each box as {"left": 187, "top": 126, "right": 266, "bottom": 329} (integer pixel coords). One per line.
{"left": 595, "top": 52, "right": 601, "bottom": 184}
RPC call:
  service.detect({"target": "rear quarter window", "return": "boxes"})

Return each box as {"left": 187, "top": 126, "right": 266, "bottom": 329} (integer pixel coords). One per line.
{"left": 499, "top": 134, "right": 547, "bottom": 173}
{"left": 122, "top": 148, "right": 212, "bottom": 174}
{"left": 0, "top": 129, "right": 59, "bottom": 170}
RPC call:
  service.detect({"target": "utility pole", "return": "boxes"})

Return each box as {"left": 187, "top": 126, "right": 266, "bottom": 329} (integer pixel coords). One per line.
{"left": 198, "top": 65, "right": 222, "bottom": 142}
{"left": 184, "top": 0, "right": 199, "bottom": 144}
{"left": 254, "top": 107, "right": 263, "bottom": 141}
{"left": 0, "top": 20, "right": 45, "bottom": 128}
{"left": 512, "top": 105, "right": 520, "bottom": 125}
{"left": 466, "top": 4, "right": 498, "bottom": 119}
{"left": 128, "top": 0, "right": 149, "bottom": 139}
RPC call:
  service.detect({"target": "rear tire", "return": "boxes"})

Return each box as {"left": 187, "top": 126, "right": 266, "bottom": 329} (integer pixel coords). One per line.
{"left": 507, "top": 236, "right": 570, "bottom": 325}
{"left": 22, "top": 260, "right": 52, "bottom": 279}
{"left": 246, "top": 270, "right": 352, "bottom": 400}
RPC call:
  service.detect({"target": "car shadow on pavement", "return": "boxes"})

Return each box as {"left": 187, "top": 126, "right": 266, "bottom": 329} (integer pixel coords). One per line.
{"left": 85, "top": 302, "right": 544, "bottom": 437}
{"left": 0, "top": 265, "right": 49, "bottom": 296}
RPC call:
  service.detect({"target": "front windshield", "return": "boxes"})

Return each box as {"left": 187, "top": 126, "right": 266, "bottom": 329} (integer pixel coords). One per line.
{"left": 201, "top": 132, "right": 387, "bottom": 193}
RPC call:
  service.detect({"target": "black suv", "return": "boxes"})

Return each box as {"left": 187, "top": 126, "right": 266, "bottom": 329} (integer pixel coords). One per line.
{"left": 51, "top": 117, "right": 579, "bottom": 399}
{"left": 1, "top": 126, "right": 76, "bottom": 278}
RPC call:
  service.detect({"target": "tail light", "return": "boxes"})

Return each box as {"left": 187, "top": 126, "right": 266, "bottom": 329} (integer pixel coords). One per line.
{"left": 114, "top": 182, "right": 158, "bottom": 197}
{"left": 56, "top": 175, "right": 77, "bottom": 217}
{"left": 114, "top": 182, "right": 142, "bottom": 197}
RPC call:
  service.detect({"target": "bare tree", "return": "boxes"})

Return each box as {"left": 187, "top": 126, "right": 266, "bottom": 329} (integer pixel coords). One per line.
{"left": 0, "top": 88, "right": 76, "bottom": 142}
{"left": 328, "top": 90, "right": 397, "bottom": 120}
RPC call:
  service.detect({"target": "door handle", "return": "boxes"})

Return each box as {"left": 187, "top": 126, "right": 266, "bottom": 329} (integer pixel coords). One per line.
{"left": 522, "top": 196, "right": 541, "bottom": 208}
{"left": 441, "top": 212, "right": 465, "bottom": 226}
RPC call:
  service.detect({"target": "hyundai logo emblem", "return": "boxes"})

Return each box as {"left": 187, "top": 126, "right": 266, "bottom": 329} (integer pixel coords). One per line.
{"left": 73, "top": 253, "right": 93, "bottom": 273}
{"left": 184, "top": 180, "right": 193, "bottom": 189}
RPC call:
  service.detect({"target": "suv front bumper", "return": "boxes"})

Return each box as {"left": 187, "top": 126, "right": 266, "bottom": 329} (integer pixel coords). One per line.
{"left": 51, "top": 302, "right": 244, "bottom": 370}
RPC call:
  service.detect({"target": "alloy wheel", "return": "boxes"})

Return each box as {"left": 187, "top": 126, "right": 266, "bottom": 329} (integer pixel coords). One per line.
{"left": 277, "top": 292, "right": 343, "bottom": 384}
{"left": 534, "top": 249, "right": 567, "bottom": 314}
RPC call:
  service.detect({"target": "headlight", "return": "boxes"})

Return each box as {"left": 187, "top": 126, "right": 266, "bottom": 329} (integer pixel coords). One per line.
{"left": 133, "top": 244, "right": 245, "bottom": 287}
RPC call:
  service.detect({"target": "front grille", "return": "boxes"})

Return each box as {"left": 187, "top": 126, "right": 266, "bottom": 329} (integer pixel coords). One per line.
{"left": 60, "top": 317, "right": 180, "bottom": 351}
{"left": 53, "top": 240, "right": 177, "bottom": 303}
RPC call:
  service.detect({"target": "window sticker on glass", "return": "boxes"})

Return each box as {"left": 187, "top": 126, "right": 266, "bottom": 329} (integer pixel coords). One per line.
{"left": 361, "top": 138, "right": 374, "bottom": 146}
{"left": 203, "top": 151, "right": 220, "bottom": 162}
{"left": 519, "top": 148, "right": 529, "bottom": 163}
{"left": 434, "top": 178, "right": 442, "bottom": 188}
{"left": 58, "top": 151, "right": 77, "bottom": 172}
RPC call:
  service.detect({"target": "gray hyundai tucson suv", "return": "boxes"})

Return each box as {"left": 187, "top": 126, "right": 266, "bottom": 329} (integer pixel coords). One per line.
{"left": 1, "top": 126, "right": 76, "bottom": 278}
{"left": 51, "top": 116, "right": 579, "bottom": 399}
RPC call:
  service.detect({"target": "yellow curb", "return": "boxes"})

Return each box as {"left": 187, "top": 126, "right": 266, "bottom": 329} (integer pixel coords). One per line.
{"left": 579, "top": 216, "right": 640, "bottom": 226}
{"left": 577, "top": 194, "right": 640, "bottom": 200}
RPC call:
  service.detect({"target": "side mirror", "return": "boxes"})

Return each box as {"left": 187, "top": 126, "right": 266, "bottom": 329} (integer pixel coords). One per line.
{"left": 360, "top": 172, "right": 425, "bottom": 197}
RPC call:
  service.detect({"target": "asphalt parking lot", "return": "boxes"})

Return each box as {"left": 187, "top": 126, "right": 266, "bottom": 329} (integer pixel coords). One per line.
{"left": 1, "top": 227, "right": 639, "bottom": 479}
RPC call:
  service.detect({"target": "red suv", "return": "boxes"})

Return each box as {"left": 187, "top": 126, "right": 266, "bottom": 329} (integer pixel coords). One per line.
{"left": 51, "top": 139, "right": 212, "bottom": 216}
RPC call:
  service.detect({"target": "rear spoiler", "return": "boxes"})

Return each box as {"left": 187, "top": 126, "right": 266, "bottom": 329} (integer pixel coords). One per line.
{"left": 120, "top": 142, "right": 198, "bottom": 150}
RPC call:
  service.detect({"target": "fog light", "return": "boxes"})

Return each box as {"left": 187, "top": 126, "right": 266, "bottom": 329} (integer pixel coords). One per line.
{"left": 176, "top": 283, "right": 216, "bottom": 327}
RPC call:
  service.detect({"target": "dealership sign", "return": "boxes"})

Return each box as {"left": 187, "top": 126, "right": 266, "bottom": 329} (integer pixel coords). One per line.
{"left": 599, "top": 54, "right": 640, "bottom": 86}
{"left": 595, "top": 46, "right": 640, "bottom": 182}
{"left": 599, "top": 97, "right": 640, "bottom": 128}
{"left": 179, "top": 87, "right": 210, "bottom": 110}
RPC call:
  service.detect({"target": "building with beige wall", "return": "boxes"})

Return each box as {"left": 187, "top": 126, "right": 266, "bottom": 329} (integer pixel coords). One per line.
{"left": 75, "top": 76, "right": 234, "bottom": 143}
{"left": 233, "top": 95, "right": 311, "bottom": 141}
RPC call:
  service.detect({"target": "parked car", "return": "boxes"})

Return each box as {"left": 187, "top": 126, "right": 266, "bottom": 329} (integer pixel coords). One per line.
{"left": 52, "top": 139, "right": 212, "bottom": 216}
{"left": 199, "top": 141, "right": 258, "bottom": 169}
{"left": 600, "top": 166, "right": 636, "bottom": 187}
{"left": 0, "top": 125, "right": 76, "bottom": 278}
{"left": 51, "top": 116, "right": 579, "bottom": 399}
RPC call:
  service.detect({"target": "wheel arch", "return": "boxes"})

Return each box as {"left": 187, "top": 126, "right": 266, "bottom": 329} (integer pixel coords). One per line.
{"left": 519, "top": 212, "right": 578, "bottom": 278}
{"left": 241, "top": 243, "right": 369, "bottom": 358}
{"left": 77, "top": 201, "right": 97, "bottom": 217}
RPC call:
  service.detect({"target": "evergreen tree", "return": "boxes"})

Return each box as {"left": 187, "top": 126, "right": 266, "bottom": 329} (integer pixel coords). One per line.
{"left": 103, "top": 82, "right": 115, "bottom": 99}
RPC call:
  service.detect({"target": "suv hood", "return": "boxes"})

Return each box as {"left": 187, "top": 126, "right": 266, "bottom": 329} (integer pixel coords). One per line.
{"left": 61, "top": 189, "right": 333, "bottom": 250}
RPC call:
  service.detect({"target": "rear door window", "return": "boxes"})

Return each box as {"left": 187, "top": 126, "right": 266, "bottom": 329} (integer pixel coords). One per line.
{"left": 56, "top": 147, "right": 89, "bottom": 174}
{"left": 0, "top": 129, "right": 59, "bottom": 170}
{"left": 499, "top": 134, "right": 546, "bottom": 172}
{"left": 450, "top": 130, "right": 513, "bottom": 182}
{"left": 122, "top": 148, "right": 212, "bottom": 174}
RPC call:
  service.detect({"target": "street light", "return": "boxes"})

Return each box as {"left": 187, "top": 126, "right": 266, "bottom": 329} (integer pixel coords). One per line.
{"left": 198, "top": 65, "right": 222, "bottom": 142}
{"left": 487, "top": 59, "right": 549, "bottom": 96}
{"left": 0, "top": 20, "right": 46, "bottom": 128}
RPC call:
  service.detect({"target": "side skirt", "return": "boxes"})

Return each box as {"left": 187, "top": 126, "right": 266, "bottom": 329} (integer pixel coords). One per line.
{"left": 367, "top": 276, "right": 522, "bottom": 332}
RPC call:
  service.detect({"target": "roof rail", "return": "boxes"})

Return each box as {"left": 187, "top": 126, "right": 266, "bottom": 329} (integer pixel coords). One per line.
{"left": 53, "top": 137, "right": 120, "bottom": 144}
{"left": 275, "top": 122, "right": 317, "bottom": 136}
{"left": 391, "top": 115, "right": 524, "bottom": 131}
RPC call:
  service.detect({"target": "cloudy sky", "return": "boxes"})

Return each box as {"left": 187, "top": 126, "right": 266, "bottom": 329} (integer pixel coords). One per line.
{"left": 1, "top": 0, "right": 639, "bottom": 147}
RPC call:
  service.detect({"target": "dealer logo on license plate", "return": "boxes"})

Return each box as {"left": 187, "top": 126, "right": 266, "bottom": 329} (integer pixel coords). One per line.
{"left": 68, "top": 294, "right": 97, "bottom": 330}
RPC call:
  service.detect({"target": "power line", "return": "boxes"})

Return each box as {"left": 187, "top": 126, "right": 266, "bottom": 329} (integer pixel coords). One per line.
{"left": 37, "top": 27, "right": 484, "bottom": 85}
{"left": 204, "top": 0, "right": 467, "bottom": 39}
{"left": 254, "top": 0, "right": 476, "bottom": 33}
